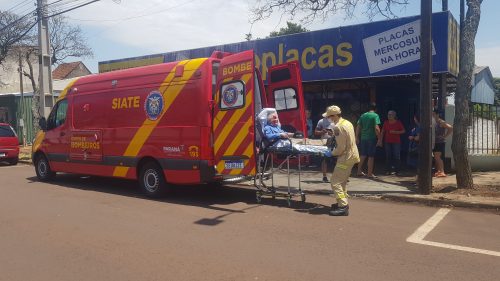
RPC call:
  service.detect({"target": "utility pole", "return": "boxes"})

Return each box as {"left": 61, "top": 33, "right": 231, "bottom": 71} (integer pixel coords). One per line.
{"left": 18, "top": 52, "right": 27, "bottom": 146}
{"left": 438, "top": 0, "right": 448, "bottom": 113}
{"left": 418, "top": 0, "right": 433, "bottom": 195}
{"left": 458, "top": 0, "right": 465, "bottom": 71}
{"left": 442, "top": 0, "right": 448, "bottom": 11}
{"left": 37, "top": 0, "right": 53, "bottom": 118}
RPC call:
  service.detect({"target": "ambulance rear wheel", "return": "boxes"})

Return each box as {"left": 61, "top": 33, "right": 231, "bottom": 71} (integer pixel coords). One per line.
{"left": 35, "top": 154, "right": 55, "bottom": 181}
{"left": 139, "top": 162, "right": 169, "bottom": 198}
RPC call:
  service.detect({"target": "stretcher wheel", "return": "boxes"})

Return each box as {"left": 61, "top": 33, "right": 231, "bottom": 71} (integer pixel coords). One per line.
{"left": 256, "top": 192, "right": 262, "bottom": 203}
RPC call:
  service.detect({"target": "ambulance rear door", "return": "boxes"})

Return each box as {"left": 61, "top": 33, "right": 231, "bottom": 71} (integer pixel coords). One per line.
{"left": 265, "top": 62, "right": 307, "bottom": 137}
{"left": 212, "top": 50, "right": 256, "bottom": 176}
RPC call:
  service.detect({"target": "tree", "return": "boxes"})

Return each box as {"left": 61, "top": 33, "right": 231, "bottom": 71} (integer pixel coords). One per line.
{"left": 251, "top": 0, "right": 409, "bottom": 24}
{"left": 269, "top": 22, "right": 309, "bottom": 37}
{"left": 251, "top": 0, "right": 484, "bottom": 189}
{"left": 49, "top": 15, "right": 93, "bottom": 65}
{"left": 19, "top": 15, "right": 93, "bottom": 130}
{"left": 451, "top": 0, "right": 482, "bottom": 189}
{"left": 0, "top": 11, "right": 36, "bottom": 66}
{"left": 2, "top": 12, "right": 93, "bottom": 130}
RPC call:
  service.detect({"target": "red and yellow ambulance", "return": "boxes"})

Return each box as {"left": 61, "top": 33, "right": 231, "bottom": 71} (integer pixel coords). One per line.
{"left": 33, "top": 50, "right": 306, "bottom": 197}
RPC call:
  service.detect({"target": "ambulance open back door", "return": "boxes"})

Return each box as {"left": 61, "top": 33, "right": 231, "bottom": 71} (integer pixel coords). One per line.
{"left": 265, "top": 62, "right": 307, "bottom": 137}
{"left": 213, "top": 50, "right": 257, "bottom": 177}
{"left": 212, "top": 50, "right": 306, "bottom": 179}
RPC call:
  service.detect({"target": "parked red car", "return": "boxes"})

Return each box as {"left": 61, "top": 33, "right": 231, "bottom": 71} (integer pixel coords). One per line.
{"left": 0, "top": 123, "right": 19, "bottom": 165}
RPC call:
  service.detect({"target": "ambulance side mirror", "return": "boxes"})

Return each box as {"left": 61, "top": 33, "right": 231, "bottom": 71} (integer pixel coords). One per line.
{"left": 39, "top": 117, "right": 47, "bottom": 131}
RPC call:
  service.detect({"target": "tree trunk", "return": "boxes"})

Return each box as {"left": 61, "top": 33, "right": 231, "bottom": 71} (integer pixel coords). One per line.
{"left": 23, "top": 51, "right": 41, "bottom": 132}
{"left": 452, "top": 0, "right": 482, "bottom": 189}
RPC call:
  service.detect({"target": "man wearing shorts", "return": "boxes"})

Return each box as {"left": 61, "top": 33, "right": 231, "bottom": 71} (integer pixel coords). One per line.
{"left": 356, "top": 103, "right": 381, "bottom": 178}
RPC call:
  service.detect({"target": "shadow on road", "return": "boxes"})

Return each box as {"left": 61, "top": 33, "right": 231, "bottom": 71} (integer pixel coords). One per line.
{"left": 25, "top": 174, "right": 329, "bottom": 219}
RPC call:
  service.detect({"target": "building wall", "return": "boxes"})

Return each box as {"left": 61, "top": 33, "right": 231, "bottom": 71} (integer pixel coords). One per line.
{"left": 471, "top": 76, "right": 495, "bottom": 105}
{"left": 0, "top": 52, "right": 39, "bottom": 94}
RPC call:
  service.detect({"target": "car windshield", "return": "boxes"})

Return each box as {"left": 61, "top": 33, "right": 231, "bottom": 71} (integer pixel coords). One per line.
{"left": 0, "top": 125, "right": 16, "bottom": 137}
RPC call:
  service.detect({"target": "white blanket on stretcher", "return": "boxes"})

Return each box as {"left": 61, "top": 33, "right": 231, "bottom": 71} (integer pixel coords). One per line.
{"left": 269, "top": 139, "right": 329, "bottom": 155}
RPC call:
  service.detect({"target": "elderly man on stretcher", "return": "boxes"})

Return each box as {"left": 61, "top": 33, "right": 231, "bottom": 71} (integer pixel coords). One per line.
{"left": 259, "top": 108, "right": 330, "bottom": 155}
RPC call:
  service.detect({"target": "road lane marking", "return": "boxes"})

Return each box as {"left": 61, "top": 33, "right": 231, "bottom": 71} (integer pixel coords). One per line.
{"left": 407, "top": 208, "right": 500, "bottom": 257}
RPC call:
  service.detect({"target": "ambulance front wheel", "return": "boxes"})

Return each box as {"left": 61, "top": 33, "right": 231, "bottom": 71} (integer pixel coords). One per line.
{"left": 139, "top": 162, "right": 169, "bottom": 198}
{"left": 35, "top": 154, "right": 55, "bottom": 181}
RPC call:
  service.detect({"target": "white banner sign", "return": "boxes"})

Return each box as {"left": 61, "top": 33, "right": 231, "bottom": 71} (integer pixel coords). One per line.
{"left": 363, "top": 20, "right": 436, "bottom": 74}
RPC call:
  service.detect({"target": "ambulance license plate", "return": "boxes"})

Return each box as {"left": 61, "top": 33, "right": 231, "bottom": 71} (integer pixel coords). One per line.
{"left": 225, "top": 160, "right": 244, "bottom": 169}
{"left": 0, "top": 153, "right": 5, "bottom": 157}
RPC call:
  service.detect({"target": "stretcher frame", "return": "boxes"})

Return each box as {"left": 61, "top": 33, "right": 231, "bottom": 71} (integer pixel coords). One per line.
{"left": 254, "top": 142, "right": 309, "bottom": 207}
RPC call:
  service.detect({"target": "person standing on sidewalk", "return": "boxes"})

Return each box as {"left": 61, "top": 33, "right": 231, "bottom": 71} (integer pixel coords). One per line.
{"left": 356, "top": 103, "right": 381, "bottom": 179}
{"left": 323, "top": 105, "right": 360, "bottom": 216}
{"left": 378, "top": 110, "right": 406, "bottom": 175}
{"left": 432, "top": 109, "right": 453, "bottom": 177}
{"left": 315, "top": 108, "right": 333, "bottom": 182}
{"left": 305, "top": 109, "right": 314, "bottom": 138}
{"left": 407, "top": 115, "right": 420, "bottom": 169}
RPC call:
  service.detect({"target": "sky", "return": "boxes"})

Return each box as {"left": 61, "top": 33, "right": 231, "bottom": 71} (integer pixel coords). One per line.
{"left": 1, "top": 0, "right": 500, "bottom": 77}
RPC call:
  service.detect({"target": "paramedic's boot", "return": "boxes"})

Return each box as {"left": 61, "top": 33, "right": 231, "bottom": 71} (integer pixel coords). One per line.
{"left": 329, "top": 205, "right": 349, "bottom": 216}
{"left": 330, "top": 203, "right": 338, "bottom": 210}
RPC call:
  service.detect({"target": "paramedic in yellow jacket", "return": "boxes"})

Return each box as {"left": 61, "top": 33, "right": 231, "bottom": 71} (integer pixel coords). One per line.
{"left": 323, "top": 105, "right": 360, "bottom": 216}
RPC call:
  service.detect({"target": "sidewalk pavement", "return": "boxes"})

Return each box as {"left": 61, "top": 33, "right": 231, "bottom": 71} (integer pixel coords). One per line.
{"left": 234, "top": 168, "right": 500, "bottom": 212}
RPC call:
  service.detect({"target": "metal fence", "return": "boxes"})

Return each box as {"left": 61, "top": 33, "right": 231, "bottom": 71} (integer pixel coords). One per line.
{"left": 468, "top": 103, "right": 500, "bottom": 155}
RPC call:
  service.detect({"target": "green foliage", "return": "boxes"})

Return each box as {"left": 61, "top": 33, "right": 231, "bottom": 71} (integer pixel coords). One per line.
{"left": 268, "top": 22, "right": 309, "bottom": 38}
{"left": 472, "top": 103, "right": 498, "bottom": 120}
{"left": 493, "top": 77, "right": 500, "bottom": 105}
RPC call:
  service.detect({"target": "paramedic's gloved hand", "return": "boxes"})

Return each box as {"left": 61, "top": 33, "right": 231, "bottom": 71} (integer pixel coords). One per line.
{"left": 323, "top": 150, "right": 333, "bottom": 157}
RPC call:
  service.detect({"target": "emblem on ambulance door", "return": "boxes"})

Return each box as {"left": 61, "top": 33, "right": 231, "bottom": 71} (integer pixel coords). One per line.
{"left": 144, "top": 91, "right": 164, "bottom": 120}
{"left": 222, "top": 85, "right": 238, "bottom": 107}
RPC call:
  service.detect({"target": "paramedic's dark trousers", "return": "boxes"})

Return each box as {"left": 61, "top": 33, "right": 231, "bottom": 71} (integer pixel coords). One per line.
{"left": 330, "top": 162, "right": 354, "bottom": 207}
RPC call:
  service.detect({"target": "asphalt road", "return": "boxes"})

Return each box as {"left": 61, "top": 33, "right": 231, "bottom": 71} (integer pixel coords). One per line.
{"left": 1, "top": 164, "right": 499, "bottom": 281}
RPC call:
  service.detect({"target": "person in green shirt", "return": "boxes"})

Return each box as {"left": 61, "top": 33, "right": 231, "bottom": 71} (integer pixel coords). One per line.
{"left": 356, "top": 103, "right": 381, "bottom": 178}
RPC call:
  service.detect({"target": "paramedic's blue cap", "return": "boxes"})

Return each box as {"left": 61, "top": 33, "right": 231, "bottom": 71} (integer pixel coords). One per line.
{"left": 322, "top": 105, "right": 341, "bottom": 117}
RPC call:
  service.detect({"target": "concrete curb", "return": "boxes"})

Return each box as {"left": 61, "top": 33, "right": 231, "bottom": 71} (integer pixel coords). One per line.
{"left": 381, "top": 193, "right": 500, "bottom": 211}
{"left": 229, "top": 183, "right": 499, "bottom": 212}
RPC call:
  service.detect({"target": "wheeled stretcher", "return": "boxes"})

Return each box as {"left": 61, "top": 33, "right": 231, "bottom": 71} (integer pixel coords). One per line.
{"left": 254, "top": 108, "right": 330, "bottom": 206}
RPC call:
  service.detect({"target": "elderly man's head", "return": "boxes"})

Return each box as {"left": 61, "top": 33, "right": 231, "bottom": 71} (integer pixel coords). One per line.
{"left": 267, "top": 112, "right": 279, "bottom": 126}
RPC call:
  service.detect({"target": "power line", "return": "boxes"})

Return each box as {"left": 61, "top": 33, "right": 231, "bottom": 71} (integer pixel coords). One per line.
{"left": 0, "top": 0, "right": 100, "bottom": 36}
{"left": 0, "top": 9, "right": 37, "bottom": 33}
{"left": 46, "top": 0, "right": 100, "bottom": 19}
{"left": 4, "top": 0, "right": 32, "bottom": 14}
{"left": 67, "top": 0, "right": 196, "bottom": 22}
{"left": 47, "top": 0, "right": 85, "bottom": 10}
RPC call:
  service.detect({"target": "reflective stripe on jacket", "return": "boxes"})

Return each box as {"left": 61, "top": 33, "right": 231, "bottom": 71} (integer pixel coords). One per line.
{"left": 331, "top": 118, "right": 360, "bottom": 165}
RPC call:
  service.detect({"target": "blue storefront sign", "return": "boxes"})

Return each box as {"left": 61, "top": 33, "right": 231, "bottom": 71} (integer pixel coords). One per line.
{"left": 99, "top": 11, "right": 459, "bottom": 83}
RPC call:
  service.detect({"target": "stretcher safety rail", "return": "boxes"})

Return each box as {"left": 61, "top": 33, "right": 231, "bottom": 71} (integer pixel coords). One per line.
{"left": 254, "top": 108, "right": 330, "bottom": 206}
